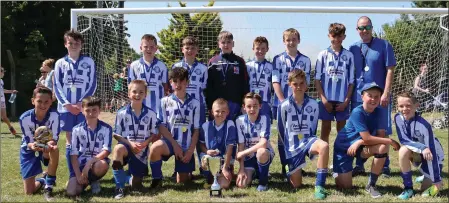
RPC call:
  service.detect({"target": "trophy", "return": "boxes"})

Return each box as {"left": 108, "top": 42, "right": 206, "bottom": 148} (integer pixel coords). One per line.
{"left": 202, "top": 155, "right": 223, "bottom": 197}
{"left": 34, "top": 126, "right": 53, "bottom": 149}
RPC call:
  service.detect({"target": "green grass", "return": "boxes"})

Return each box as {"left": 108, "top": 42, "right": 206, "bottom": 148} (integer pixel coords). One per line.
{"left": 1, "top": 118, "right": 448, "bottom": 202}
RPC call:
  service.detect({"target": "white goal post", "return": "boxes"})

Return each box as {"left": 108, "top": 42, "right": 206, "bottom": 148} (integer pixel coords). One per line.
{"left": 70, "top": 5, "right": 448, "bottom": 123}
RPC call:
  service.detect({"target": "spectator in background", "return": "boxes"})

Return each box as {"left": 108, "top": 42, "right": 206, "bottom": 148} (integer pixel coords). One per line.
{"left": 413, "top": 63, "right": 431, "bottom": 111}
{"left": 37, "top": 59, "right": 56, "bottom": 102}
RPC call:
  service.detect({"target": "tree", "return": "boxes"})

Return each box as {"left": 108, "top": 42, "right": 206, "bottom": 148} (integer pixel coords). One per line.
{"left": 1, "top": 1, "right": 97, "bottom": 117}
{"left": 157, "top": 1, "right": 223, "bottom": 68}
{"left": 378, "top": 2, "right": 448, "bottom": 105}
{"left": 412, "top": 1, "right": 448, "bottom": 8}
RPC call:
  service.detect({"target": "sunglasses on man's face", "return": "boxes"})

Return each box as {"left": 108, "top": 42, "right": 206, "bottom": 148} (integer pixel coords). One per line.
{"left": 357, "top": 25, "right": 373, "bottom": 31}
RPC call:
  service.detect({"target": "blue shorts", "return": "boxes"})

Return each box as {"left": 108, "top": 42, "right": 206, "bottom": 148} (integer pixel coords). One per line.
{"left": 285, "top": 137, "right": 317, "bottom": 177}
{"left": 333, "top": 145, "right": 366, "bottom": 174}
{"left": 227, "top": 101, "right": 241, "bottom": 121}
{"left": 69, "top": 158, "right": 110, "bottom": 182}
{"left": 271, "top": 106, "right": 278, "bottom": 121}
{"left": 121, "top": 142, "right": 149, "bottom": 177}
{"left": 162, "top": 139, "right": 195, "bottom": 173}
{"left": 60, "top": 112, "right": 85, "bottom": 132}
{"left": 260, "top": 101, "right": 272, "bottom": 121}
{"left": 20, "top": 151, "right": 49, "bottom": 180}
{"left": 319, "top": 101, "right": 349, "bottom": 121}
{"left": 351, "top": 101, "right": 392, "bottom": 135}
{"left": 243, "top": 149, "right": 274, "bottom": 172}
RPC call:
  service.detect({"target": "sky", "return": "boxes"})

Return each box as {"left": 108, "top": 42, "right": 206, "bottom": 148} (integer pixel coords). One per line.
{"left": 123, "top": 1, "right": 414, "bottom": 62}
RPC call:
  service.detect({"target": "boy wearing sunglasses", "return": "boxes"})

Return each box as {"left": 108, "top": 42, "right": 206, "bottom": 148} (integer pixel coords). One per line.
{"left": 349, "top": 16, "right": 396, "bottom": 178}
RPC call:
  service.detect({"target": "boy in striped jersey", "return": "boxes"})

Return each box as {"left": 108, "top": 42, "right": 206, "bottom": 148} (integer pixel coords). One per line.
{"left": 112, "top": 80, "right": 162, "bottom": 199}
{"left": 149, "top": 67, "right": 201, "bottom": 187}
{"left": 235, "top": 93, "right": 274, "bottom": 192}
{"left": 272, "top": 28, "right": 312, "bottom": 177}
{"left": 246, "top": 36, "right": 273, "bottom": 120}
{"left": 19, "top": 87, "right": 60, "bottom": 201}
{"left": 128, "top": 34, "right": 169, "bottom": 111}
{"left": 315, "top": 23, "right": 355, "bottom": 143}
{"left": 66, "top": 97, "right": 112, "bottom": 197}
{"left": 277, "top": 69, "right": 329, "bottom": 199}
{"left": 172, "top": 36, "right": 208, "bottom": 176}
{"left": 199, "top": 98, "right": 237, "bottom": 189}
{"left": 54, "top": 30, "right": 97, "bottom": 181}
{"left": 395, "top": 92, "right": 444, "bottom": 200}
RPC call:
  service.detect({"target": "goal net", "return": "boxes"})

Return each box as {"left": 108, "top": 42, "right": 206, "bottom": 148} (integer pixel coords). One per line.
{"left": 74, "top": 6, "right": 448, "bottom": 123}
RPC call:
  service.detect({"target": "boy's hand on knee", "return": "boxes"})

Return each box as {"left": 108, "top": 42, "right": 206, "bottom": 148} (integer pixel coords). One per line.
{"left": 181, "top": 149, "right": 194, "bottom": 163}
{"left": 129, "top": 141, "right": 141, "bottom": 154}
{"left": 222, "top": 168, "right": 232, "bottom": 181}
{"left": 422, "top": 148, "right": 433, "bottom": 161}
{"left": 347, "top": 142, "right": 361, "bottom": 156}
{"left": 236, "top": 152, "right": 245, "bottom": 160}
{"left": 236, "top": 170, "right": 247, "bottom": 187}
{"left": 335, "top": 101, "right": 349, "bottom": 112}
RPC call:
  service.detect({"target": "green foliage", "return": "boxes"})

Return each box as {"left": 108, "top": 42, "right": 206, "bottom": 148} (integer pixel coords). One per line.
{"left": 1, "top": 1, "right": 97, "bottom": 118}
{"left": 157, "top": 1, "right": 223, "bottom": 68}
{"left": 412, "top": 1, "right": 449, "bottom": 8}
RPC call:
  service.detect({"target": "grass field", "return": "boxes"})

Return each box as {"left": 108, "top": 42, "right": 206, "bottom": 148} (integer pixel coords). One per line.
{"left": 1, "top": 112, "right": 448, "bottom": 202}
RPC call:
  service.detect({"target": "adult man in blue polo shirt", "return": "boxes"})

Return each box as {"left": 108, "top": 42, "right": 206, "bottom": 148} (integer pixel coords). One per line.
{"left": 349, "top": 16, "right": 396, "bottom": 177}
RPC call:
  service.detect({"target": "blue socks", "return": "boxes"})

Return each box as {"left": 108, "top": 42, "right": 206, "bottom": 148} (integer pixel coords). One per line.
{"left": 368, "top": 172, "right": 379, "bottom": 186}
{"left": 316, "top": 168, "right": 328, "bottom": 187}
{"left": 45, "top": 175, "right": 56, "bottom": 189}
{"left": 150, "top": 160, "right": 163, "bottom": 179}
{"left": 113, "top": 169, "right": 127, "bottom": 189}
{"left": 401, "top": 171, "right": 413, "bottom": 190}
{"left": 257, "top": 160, "right": 270, "bottom": 186}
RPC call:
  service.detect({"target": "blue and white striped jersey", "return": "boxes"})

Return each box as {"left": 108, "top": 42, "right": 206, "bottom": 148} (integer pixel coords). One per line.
{"left": 395, "top": 113, "right": 444, "bottom": 183}
{"left": 114, "top": 105, "right": 161, "bottom": 164}
{"left": 158, "top": 94, "right": 200, "bottom": 151}
{"left": 54, "top": 55, "right": 97, "bottom": 113}
{"left": 277, "top": 95, "right": 319, "bottom": 159}
{"left": 19, "top": 109, "right": 60, "bottom": 155}
{"left": 172, "top": 59, "right": 208, "bottom": 104}
{"left": 236, "top": 114, "right": 273, "bottom": 160}
{"left": 272, "top": 51, "right": 311, "bottom": 106}
{"left": 70, "top": 120, "right": 112, "bottom": 166}
{"left": 199, "top": 120, "right": 237, "bottom": 156}
{"left": 128, "top": 58, "right": 168, "bottom": 111}
{"left": 246, "top": 60, "right": 273, "bottom": 103}
{"left": 315, "top": 48, "right": 355, "bottom": 102}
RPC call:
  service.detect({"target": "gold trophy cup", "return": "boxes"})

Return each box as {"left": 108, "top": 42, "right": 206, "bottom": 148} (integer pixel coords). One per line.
{"left": 34, "top": 126, "right": 53, "bottom": 149}
{"left": 203, "top": 156, "right": 223, "bottom": 197}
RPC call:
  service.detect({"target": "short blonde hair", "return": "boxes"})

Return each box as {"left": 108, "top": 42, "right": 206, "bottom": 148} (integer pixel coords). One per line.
{"left": 212, "top": 98, "right": 229, "bottom": 109}
{"left": 283, "top": 28, "right": 300, "bottom": 41}
{"left": 128, "top": 79, "right": 147, "bottom": 91}
{"left": 288, "top": 69, "right": 306, "bottom": 82}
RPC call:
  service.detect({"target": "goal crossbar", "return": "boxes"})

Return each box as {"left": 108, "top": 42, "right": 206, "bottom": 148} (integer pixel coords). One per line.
{"left": 71, "top": 6, "right": 448, "bottom": 30}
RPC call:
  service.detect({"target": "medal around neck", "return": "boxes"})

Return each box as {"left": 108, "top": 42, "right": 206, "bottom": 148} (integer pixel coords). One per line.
{"left": 202, "top": 155, "right": 223, "bottom": 197}
{"left": 364, "top": 66, "right": 370, "bottom": 72}
{"left": 34, "top": 126, "right": 53, "bottom": 149}
{"left": 182, "top": 126, "right": 188, "bottom": 133}
{"left": 71, "top": 85, "right": 76, "bottom": 92}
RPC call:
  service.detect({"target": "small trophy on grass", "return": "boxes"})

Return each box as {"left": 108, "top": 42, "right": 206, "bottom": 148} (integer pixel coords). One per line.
{"left": 202, "top": 154, "right": 223, "bottom": 197}
{"left": 34, "top": 126, "right": 53, "bottom": 149}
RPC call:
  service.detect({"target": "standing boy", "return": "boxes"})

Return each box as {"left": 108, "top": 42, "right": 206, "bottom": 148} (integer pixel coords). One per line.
{"left": 272, "top": 28, "right": 312, "bottom": 177}
{"left": 128, "top": 34, "right": 169, "bottom": 111}
{"left": 206, "top": 31, "right": 249, "bottom": 120}
{"left": 54, "top": 29, "right": 97, "bottom": 180}
{"left": 66, "top": 97, "right": 112, "bottom": 197}
{"left": 235, "top": 93, "right": 274, "bottom": 192}
{"left": 315, "top": 23, "right": 355, "bottom": 143}
{"left": 111, "top": 80, "right": 162, "bottom": 199}
{"left": 277, "top": 69, "right": 329, "bottom": 200}
{"left": 149, "top": 67, "right": 200, "bottom": 188}
{"left": 19, "top": 87, "right": 60, "bottom": 201}
{"left": 246, "top": 36, "right": 273, "bottom": 119}
{"left": 395, "top": 91, "right": 444, "bottom": 199}
{"left": 333, "top": 82, "right": 400, "bottom": 198}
